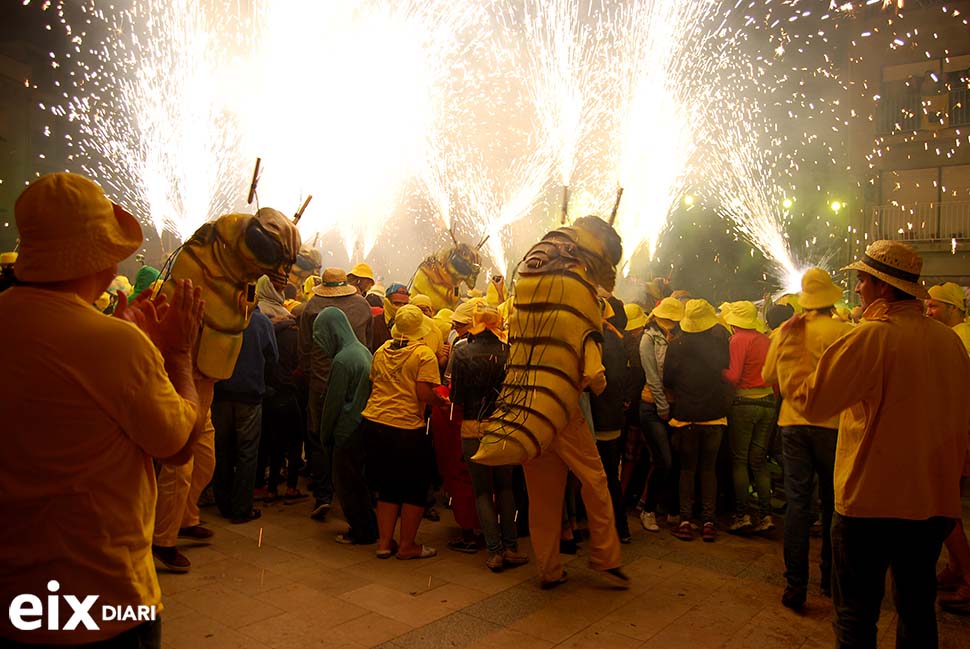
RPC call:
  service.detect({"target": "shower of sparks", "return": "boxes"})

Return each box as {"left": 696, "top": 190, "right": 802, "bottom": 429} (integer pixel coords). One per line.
{"left": 43, "top": 0, "right": 252, "bottom": 242}
{"left": 604, "top": 0, "right": 734, "bottom": 269}
{"left": 245, "top": 0, "right": 485, "bottom": 260}
{"left": 703, "top": 92, "right": 805, "bottom": 291}
{"left": 515, "top": 0, "right": 608, "bottom": 187}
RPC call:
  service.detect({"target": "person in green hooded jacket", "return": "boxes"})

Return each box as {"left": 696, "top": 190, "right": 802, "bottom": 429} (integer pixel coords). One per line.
{"left": 313, "top": 306, "right": 377, "bottom": 545}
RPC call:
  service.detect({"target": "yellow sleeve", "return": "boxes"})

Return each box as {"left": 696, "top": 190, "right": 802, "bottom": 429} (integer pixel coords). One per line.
{"left": 583, "top": 336, "right": 607, "bottom": 396}
{"left": 414, "top": 346, "right": 442, "bottom": 386}
{"left": 117, "top": 334, "right": 198, "bottom": 458}
{"left": 789, "top": 326, "right": 877, "bottom": 422}
{"left": 761, "top": 331, "right": 781, "bottom": 386}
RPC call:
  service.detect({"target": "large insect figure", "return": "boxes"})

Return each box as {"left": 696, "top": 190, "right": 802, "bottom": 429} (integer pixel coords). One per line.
{"left": 159, "top": 207, "right": 301, "bottom": 379}
{"left": 471, "top": 216, "right": 622, "bottom": 466}
{"left": 411, "top": 242, "right": 482, "bottom": 312}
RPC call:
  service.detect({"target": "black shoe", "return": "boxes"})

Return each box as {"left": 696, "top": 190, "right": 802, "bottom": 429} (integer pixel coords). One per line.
{"left": 781, "top": 585, "right": 807, "bottom": 610}
{"left": 423, "top": 507, "right": 440, "bottom": 522}
{"left": 559, "top": 538, "right": 579, "bottom": 555}
{"left": 177, "top": 525, "right": 214, "bottom": 542}
{"left": 602, "top": 567, "right": 631, "bottom": 589}
{"left": 310, "top": 500, "right": 331, "bottom": 521}
{"left": 152, "top": 545, "right": 191, "bottom": 573}
{"left": 447, "top": 539, "right": 479, "bottom": 554}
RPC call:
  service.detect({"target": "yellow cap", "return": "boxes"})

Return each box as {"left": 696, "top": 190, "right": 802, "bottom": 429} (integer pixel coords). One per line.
{"left": 927, "top": 282, "right": 966, "bottom": 312}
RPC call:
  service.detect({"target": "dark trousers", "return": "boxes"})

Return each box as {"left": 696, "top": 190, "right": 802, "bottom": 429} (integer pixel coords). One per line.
{"left": 306, "top": 388, "right": 334, "bottom": 503}
{"left": 781, "top": 425, "right": 836, "bottom": 591}
{"left": 639, "top": 402, "right": 674, "bottom": 513}
{"left": 595, "top": 436, "right": 631, "bottom": 538}
{"left": 212, "top": 400, "right": 262, "bottom": 520}
{"left": 257, "top": 390, "right": 303, "bottom": 491}
{"left": 677, "top": 424, "right": 724, "bottom": 522}
{"left": 332, "top": 441, "right": 378, "bottom": 543}
{"left": 462, "top": 437, "right": 519, "bottom": 553}
{"left": 728, "top": 397, "right": 776, "bottom": 516}
{"left": 831, "top": 513, "right": 954, "bottom": 649}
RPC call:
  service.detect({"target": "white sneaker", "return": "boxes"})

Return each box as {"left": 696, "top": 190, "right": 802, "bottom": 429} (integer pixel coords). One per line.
{"left": 728, "top": 514, "right": 754, "bottom": 534}
{"left": 639, "top": 511, "right": 660, "bottom": 532}
{"left": 753, "top": 514, "right": 775, "bottom": 534}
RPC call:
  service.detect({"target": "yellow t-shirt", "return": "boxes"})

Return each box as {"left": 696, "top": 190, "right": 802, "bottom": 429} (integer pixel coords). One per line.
{"left": 778, "top": 299, "right": 970, "bottom": 519}
{"left": 0, "top": 287, "right": 198, "bottom": 644}
{"left": 762, "top": 310, "right": 853, "bottom": 429}
{"left": 953, "top": 322, "right": 970, "bottom": 355}
{"left": 362, "top": 340, "right": 441, "bottom": 430}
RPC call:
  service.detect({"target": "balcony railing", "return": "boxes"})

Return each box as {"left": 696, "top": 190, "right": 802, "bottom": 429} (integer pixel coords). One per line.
{"left": 951, "top": 86, "right": 970, "bottom": 127}
{"left": 870, "top": 201, "right": 970, "bottom": 241}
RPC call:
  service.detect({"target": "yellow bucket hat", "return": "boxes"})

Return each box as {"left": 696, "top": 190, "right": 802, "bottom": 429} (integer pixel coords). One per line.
{"left": 410, "top": 294, "right": 434, "bottom": 317}
{"left": 624, "top": 303, "right": 648, "bottom": 331}
{"left": 650, "top": 297, "right": 685, "bottom": 322}
{"left": 467, "top": 302, "right": 507, "bottom": 343}
{"left": 680, "top": 299, "right": 718, "bottom": 333}
{"left": 432, "top": 308, "right": 454, "bottom": 339}
{"left": 451, "top": 297, "right": 483, "bottom": 325}
{"left": 391, "top": 304, "right": 433, "bottom": 340}
{"left": 927, "top": 282, "right": 966, "bottom": 313}
{"left": 348, "top": 262, "right": 375, "bottom": 281}
{"left": 799, "top": 268, "right": 843, "bottom": 310}
{"left": 14, "top": 173, "right": 142, "bottom": 282}
{"left": 724, "top": 301, "right": 761, "bottom": 330}
{"left": 842, "top": 239, "right": 929, "bottom": 300}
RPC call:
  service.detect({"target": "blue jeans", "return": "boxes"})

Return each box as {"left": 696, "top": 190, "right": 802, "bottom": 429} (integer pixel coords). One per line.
{"left": 638, "top": 402, "right": 673, "bottom": 513}
{"left": 832, "top": 514, "right": 954, "bottom": 649}
{"left": 781, "top": 425, "right": 836, "bottom": 590}
{"left": 462, "top": 437, "right": 518, "bottom": 554}
{"left": 212, "top": 400, "right": 262, "bottom": 520}
{"left": 728, "top": 396, "right": 776, "bottom": 516}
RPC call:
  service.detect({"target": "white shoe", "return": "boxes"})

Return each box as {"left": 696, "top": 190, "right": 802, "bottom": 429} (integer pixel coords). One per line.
{"left": 639, "top": 511, "right": 660, "bottom": 532}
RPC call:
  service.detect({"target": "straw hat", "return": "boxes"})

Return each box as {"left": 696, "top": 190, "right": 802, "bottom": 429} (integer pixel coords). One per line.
{"left": 680, "top": 299, "right": 718, "bottom": 333}
{"left": 927, "top": 282, "right": 967, "bottom": 313}
{"left": 348, "top": 262, "right": 374, "bottom": 281}
{"left": 650, "top": 297, "right": 685, "bottom": 322}
{"left": 799, "top": 268, "right": 843, "bottom": 310}
{"left": 14, "top": 173, "right": 142, "bottom": 282}
{"left": 624, "top": 303, "right": 648, "bottom": 331}
{"left": 391, "top": 304, "right": 433, "bottom": 340}
{"left": 724, "top": 301, "right": 761, "bottom": 330}
{"left": 313, "top": 267, "right": 357, "bottom": 297}
{"left": 842, "top": 240, "right": 929, "bottom": 299}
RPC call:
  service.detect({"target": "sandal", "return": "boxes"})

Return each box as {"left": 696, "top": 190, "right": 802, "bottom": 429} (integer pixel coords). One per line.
{"left": 230, "top": 509, "right": 262, "bottom": 524}
{"left": 376, "top": 539, "right": 399, "bottom": 559}
{"left": 396, "top": 545, "right": 437, "bottom": 560}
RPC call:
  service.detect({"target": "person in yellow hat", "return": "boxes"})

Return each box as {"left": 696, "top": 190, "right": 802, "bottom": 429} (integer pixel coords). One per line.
{"left": 762, "top": 267, "right": 852, "bottom": 610}
{"left": 924, "top": 282, "right": 970, "bottom": 613}
{"left": 774, "top": 240, "right": 970, "bottom": 644}
{"left": 926, "top": 282, "right": 970, "bottom": 354}
{"left": 347, "top": 262, "right": 376, "bottom": 296}
{"left": 635, "top": 297, "right": 683, "bottom": 533}
{"left": 662, "top": 299, "right": 732, "bottom": 542}
{"left": 722, "top": 300, "right": 776, "bottom": 536}
{"left": 0, "top": 173, "right": 205, "bottom": 645}
{"left": 361, "top": 305, "right": 450, "bottom": 560}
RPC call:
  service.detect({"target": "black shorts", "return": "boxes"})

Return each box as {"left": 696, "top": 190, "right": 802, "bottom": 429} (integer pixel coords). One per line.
{"left": 363, "top": 418, "right": 432, "bottom": 507}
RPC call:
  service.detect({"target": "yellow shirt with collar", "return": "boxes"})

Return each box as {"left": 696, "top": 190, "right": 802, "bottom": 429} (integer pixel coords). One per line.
{"left": 775, "top": 299, "right": 970, "bottom": 519}
{"left": 762, "top": 310, "right": 853, "bottom": 429}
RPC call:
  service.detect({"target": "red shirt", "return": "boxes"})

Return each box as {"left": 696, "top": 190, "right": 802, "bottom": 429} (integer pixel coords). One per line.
{"left": 724, "top": 327, "right": 770, "bottom": 389}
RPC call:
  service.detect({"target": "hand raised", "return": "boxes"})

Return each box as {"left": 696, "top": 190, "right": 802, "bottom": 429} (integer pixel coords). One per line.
{"left": 155, "top": 279, "right": 204, "bottom": 356}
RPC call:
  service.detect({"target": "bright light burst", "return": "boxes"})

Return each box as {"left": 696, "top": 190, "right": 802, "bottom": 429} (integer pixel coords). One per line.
{"left": 246, "top": 0, "right": 483, "bottom": 260}
{"left": 46, "top": 0, "right": 251, "bottom": 241}
{"left": 604, "top": 0, "right": 733, "bottom": 268}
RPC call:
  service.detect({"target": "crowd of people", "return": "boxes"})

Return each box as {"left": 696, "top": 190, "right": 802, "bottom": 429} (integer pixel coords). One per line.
{"left": 1, "top": 173, "right": 969, "bottom": 649}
